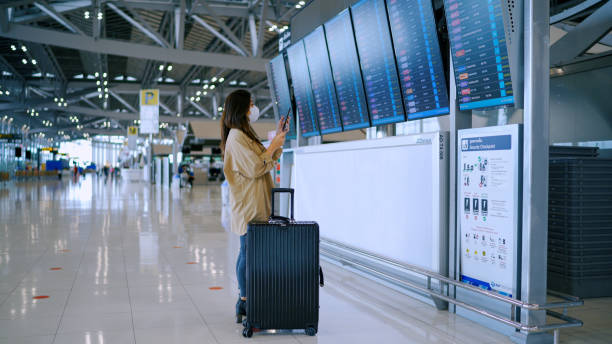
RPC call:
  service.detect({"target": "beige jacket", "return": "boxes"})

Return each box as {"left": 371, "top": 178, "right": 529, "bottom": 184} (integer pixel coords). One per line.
{"left": 223, "top": 128, "right": 282, "bottom": 236}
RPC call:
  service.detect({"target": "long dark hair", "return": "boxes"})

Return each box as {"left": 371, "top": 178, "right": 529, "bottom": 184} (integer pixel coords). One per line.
{"left": 220, "top": 89, "right": 264, "bottom": 156}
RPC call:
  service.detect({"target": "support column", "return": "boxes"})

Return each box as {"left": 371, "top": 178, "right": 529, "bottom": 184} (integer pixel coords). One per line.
{"left": 515, "top": 0, "right": 550, "bottom": 343}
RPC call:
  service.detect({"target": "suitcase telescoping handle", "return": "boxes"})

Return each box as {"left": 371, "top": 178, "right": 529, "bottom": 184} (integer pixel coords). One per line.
{"left": 269, "top": 188, "right": 294, "bottom": 223}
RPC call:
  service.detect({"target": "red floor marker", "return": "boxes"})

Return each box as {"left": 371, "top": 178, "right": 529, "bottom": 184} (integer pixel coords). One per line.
{"left": 50, "top": 267, "right": 62, "bottom": 271}
{"left": 32, "top": 296, "right": 49, "bottom": 300}
{"left": 209, "top": 286, "right": 223, "bottom": 290}
{"left": 173, "top": 246, "right": 182, "bottom": 248}
{"left": 186, "top": 262, "right": 197, "bottom": 264}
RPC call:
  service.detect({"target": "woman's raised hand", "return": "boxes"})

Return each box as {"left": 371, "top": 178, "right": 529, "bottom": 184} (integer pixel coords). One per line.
{"left": 276, "top": 116, "right": 290, "bottom": 135}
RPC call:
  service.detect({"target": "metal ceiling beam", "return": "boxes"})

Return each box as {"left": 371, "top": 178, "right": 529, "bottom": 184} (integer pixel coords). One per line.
{"left": 160, "top": 101, "right": 177, "bottom": 115}
{"left": 193, "top": 1, "right": 250, "bottom": 55}
{"left": 12, "top": 0, "right": 90, "bottom": 24}
{"left": 256, "top": 0, "right": 267, "bottom": 58}
{"left": 550, "top": 0, "right": 606, "bottom": 24}
{"left": 107, "top": 2, "right": 170, "bottom": 48}
{"left": 46, "top": 104, "right": 211, "bottom": 124}
{"left": 109, "top": 90, "right": 137, "bottom": 112}
{"left": 191, "top": 14, "right": 248, "bottom": 56}
{"left": 33, "top": 1, "right": 85, "bottom": 35}
{"left": 0, "top": 54, "right": 24, "bottom": 81}
{"left": 248, "top": 13, "right": 257, "bottom": 56}
{"left": 175, "top": 0, "right": 185, "bottom": 50}
{"left": 0, "top": 87, "right": 99, "bottom": 111}
{"left": 0, "top": 24, "right": 269, "bottom": 72}
{"left": 550, "top": 1, "right": 612, "bottom": 66}
{"left": 186, "top": 97, "right": 213, "bottom": 118}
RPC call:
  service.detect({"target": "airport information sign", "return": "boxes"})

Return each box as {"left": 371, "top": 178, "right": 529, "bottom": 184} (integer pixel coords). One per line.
{"left": 444, "top": 0, "right": 514, "bottom": 110}
{"left": 303, "top": 26, "right": 343, "bottom": 134}
{"left": 287, "top": 41, "right": 320, "bottom": 137}
{"left": 458, "top": 124, "right": 521, "bottom": 297}
{"left": 351, "top": 0, "right": 405, "bottom": 126}
{"left": 268, "top": 55, "right": 296, "bottom": 139}
{"left": 387, "top": 0, "right": 450, "bottom": 119}
{"left": 324, "top": 9, "right": 370, "bottom": 131}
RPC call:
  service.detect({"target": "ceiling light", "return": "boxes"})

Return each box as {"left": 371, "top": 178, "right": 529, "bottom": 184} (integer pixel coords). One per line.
{"left": 283, "top": 25, "right": 288, "bottom": 30}
{"left": 190, "top": 96, "right": 195, "bottom": 101}
{"left": 103, "top": 72, "right": 107, "bottom": 78}
{"left": 21, "top": 58, "right": 27, "bottom": 64}
{"left": 103, "top": 81, "right": 108, "bottom": 85}
{"left": 210, "top": 85, "right": 215, "bottom": 90}
{"left": 54, "top": 97, "right": 58, "bottom": 102}
{"left": 84, "top": 11, "right": 90, "bottom": 19}
{"left": 211, "top": 77, "right": 217, "bottom": 82}
{"left": 296, "top": 4, "right": 302, "bottom": 8}
{"left": 95, "top": 72, "right": 99, "bottom": 77}
{"left": 219, "top": 77, "right": 225, "bottom": 82}
{"left": 195, "top": 97, "right": 200, "bottom": 102}
{"left": 268, "top": 27, "right": 274, "bottom": 32}
{"left": 97, "top": 11, "right": 103, "bottom": 20}
{"left": 159, "top": 65, "right": 164, "bottom": 71}
{"left": 167, "top": 65, "right": 173, "bottom": 71}
{"left": 21, "top": 45, "right": 27, "bottom": 52}
{"left": 97, "top": 88, "right": 102, "bottom": 92}
{"left": 5, "top": 91, "right": 9, "bottom": 95}
{"left": 217, "top": 106, "right": 223, "bottom": 112}
{"left": 104, "top": 88, "right": 108, "bottom": 92}
{"left": 98, "top": 94, "right": 103, "bottom": 98}
{"left": 203, "top": 91, "right": 207, "bottom": 95}
{"left": 10, "top": 45, "right": 16, "bottom": 51}
{"left": 203, "top": 84, "right": 209, "bottom": 89}
{"left": 196, "top": 91, "right": 201, "bottom": 96}
{"left": 96, "top": 80, "right": 101, "bottom": 85}
{"left": 104, "top": 94, "right": 108, "bottom": 98}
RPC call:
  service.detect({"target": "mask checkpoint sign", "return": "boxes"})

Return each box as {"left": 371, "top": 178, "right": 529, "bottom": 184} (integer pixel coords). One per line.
{"left": 458, "top": 124, "right": 522, "bottom": 297}
{"left": 140, "top": 89, "right": 159, "bottom": 134}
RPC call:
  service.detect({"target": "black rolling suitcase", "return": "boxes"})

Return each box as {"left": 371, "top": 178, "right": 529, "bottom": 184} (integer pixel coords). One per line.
{"left": 242, "top": 188, "right": 323, "bottom": 338}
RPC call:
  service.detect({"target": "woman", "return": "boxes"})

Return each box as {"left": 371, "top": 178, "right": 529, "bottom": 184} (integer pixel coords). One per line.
{"left": 220, "top": 89, "right": 289, "bottom": 323}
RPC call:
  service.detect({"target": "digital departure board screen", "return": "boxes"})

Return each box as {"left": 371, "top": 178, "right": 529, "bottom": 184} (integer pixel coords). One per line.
{"left": 268, "top": 54, "right": 296, "bottom": 139}
{"left": 387, "top": 0, "right": 450, "bottom": 119}
{"left": 444, "top": 0, "right": 514, "bottom": 110}
{"left": 351, "top": 0, "right": 405, "bottom": 126}
{"left": 287, "top": 41, "right": 320, "bottom": 137}
{"left": 324, "top": 9, "right": 370, "bottom": 131}
{"left": 303, "top": 27, "right": 343, "bottom": 135}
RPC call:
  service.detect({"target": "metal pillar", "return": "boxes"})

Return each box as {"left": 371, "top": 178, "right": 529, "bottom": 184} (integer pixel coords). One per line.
{"left": 448, "top": 58, "right": 472, "bottom": 310}
{"left": 514, "top": 0, "right": 551, "bottom": 343}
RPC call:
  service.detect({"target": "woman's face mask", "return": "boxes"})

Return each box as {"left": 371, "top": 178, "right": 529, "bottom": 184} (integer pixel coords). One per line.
{"left": 248, "top": 105, "right": 260, "bottom": 123}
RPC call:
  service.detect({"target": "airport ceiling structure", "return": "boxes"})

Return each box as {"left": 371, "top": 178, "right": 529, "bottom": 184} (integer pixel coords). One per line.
{"left": 0, "top": 0, "right": 610, "bottom": 142}
{"left": 0, "top": 0, "right": 303, "bottom": 140}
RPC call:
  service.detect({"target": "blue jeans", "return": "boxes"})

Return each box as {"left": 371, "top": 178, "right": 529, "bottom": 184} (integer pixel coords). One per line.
{"left": 236, "top": 234, "right": 247, "bottom": 298}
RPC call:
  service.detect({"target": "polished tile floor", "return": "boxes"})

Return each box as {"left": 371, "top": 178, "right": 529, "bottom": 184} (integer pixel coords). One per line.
{"left": 0, "top": 177, "right": 608, "bottom": 343}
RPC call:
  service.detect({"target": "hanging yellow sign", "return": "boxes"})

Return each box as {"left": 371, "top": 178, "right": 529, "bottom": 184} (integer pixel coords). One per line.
{"left": 140, "top": 89, "right": 159, "bottom": 106}
{"left": 128, "top": 126, "right": 138, "bottom": 136}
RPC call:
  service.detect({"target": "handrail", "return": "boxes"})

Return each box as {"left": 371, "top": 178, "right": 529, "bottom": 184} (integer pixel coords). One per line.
{"left": 321, "top": 238, "right": 583, "bottom": 310}
{"left": 320, "top": 238, "right": 583, "bottom": 340}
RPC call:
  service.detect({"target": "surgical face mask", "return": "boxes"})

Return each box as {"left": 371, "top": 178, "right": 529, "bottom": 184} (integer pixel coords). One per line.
{"left": 248, "top": 105, "right": 260, "bottom": 123}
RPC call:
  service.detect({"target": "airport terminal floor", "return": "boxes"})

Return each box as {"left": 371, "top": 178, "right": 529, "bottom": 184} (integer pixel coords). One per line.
{"left": 0, "top": 177, "right": 610, "bottom": 344}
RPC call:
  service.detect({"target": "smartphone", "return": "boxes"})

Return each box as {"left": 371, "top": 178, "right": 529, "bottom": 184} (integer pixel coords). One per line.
{"left": 282, "top": 109, "right": 291, "bottom": 131}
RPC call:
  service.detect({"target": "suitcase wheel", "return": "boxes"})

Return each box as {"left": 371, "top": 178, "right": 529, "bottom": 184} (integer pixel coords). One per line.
{"left": 242, "top": 327, "right": 253, "bottom": 338}
{"left": 305, "top": 326, "right": 317, "bottom": 336}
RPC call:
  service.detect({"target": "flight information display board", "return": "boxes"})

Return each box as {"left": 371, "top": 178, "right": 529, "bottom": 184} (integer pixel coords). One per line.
{"left": 268, "top": 54, "right": 296, "bottom": 139}
{"left": 387, "top": 0, "right": 450, "bottom": 119}
{"left": 303, "top": 26, "right": 343, "bottom": 135}
{"left": 351, "top": 0, "right": 405, "bottom": 126}
{"left": 287, "top": 41, "right": 320, "bottom": 137}
{"left": 444, "top": 0, "right": 514, "bottom": 110}
{"left": 324, "top": 9, "right": 370, "bottom": 131}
